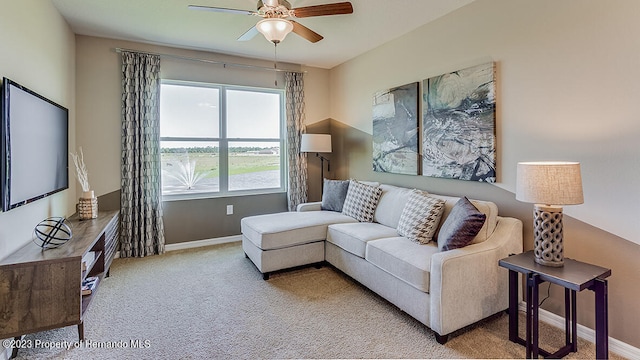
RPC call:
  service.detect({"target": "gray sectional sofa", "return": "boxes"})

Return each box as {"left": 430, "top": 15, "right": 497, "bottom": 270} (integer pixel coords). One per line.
{"left": 241, "top": 182, "right": 523, "bottom": 343}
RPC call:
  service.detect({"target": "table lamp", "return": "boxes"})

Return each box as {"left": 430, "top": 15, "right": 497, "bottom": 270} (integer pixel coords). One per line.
{"left": 300, "top": 134, "right": 332, "bottom": 185}
{"left": 516, "top": 161, "right": 584, "bottom": 267}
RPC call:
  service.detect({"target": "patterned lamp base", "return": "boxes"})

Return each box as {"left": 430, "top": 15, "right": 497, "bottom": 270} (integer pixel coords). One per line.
{"left": 533, "top": 204, "right": 564, "bottom": 267}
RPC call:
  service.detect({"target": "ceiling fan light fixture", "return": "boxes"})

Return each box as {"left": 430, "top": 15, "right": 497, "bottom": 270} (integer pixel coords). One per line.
{"left": 256, "top": 18, "right": 294, "bottom": 44}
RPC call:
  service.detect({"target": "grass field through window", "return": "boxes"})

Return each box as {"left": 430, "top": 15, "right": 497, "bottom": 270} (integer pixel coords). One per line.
{"left": 161, "top": 148, "right": 281, "bottom": 194}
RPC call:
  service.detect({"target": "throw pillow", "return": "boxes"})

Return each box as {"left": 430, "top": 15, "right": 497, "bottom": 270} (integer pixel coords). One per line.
{"left": 437, "top": 197, "right": 487, "bottom": 251}
{"left": 341, "top": 180, "right": 383, "bottom": 222}
{"left": 321, "top": 179, "right": 350, "bottom": 212}
{"left": 397, "top": 190, "right": 446, "bottom": 244}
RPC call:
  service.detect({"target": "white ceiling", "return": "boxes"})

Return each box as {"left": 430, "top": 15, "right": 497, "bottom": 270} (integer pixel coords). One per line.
{"left": 51, "top": 0, "right": 474, "bottom": 69}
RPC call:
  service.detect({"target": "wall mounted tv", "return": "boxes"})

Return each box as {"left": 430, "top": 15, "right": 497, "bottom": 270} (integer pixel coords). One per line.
{"left": 1, "top": 77, "right": 69, "bottom": 212}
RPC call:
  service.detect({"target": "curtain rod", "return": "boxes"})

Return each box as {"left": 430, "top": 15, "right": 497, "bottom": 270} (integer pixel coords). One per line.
{"left": 114, "top": 47, "right": 304, "bottom": 74}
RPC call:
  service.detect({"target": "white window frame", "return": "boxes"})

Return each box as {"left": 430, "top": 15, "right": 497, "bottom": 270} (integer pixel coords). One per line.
{"left": 160, "top": 80, "right": 287, "bottom": 201}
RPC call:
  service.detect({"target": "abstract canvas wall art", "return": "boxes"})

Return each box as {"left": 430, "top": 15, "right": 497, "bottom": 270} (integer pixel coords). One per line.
{"left": 422, "top": 62, "right": 496, "bottom": 182}
{"left": 372, "top": 82, "right": 419, "bottom": 175}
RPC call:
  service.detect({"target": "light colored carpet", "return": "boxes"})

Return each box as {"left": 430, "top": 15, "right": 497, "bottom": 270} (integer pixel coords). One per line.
{"left": 13, "top": 242, "right": 627, "bottom": 359}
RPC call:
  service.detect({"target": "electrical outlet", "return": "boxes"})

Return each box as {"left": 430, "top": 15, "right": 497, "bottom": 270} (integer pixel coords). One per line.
{"left": 226, "top": 205, "right": 233, "bottom": 215}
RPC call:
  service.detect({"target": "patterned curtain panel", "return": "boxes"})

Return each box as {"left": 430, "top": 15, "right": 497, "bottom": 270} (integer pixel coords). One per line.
{"left": 285, "top": 72, "right": 308, "bottom": 211}
{"left": 120, "top": 51, "right": 166, "bottom": 257}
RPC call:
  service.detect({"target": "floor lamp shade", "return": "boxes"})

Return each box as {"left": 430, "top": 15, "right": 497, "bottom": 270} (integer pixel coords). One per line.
{"left": 300, "top": 134, "right": 332, "bottom": 153}
{"left": 516, "top": 162, "right": 584, "bottom": 267}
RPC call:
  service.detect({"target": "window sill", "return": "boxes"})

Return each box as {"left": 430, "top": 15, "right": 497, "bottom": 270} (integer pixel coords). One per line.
{"left": 162, "top": 188, "right": 286, "bottom": 202}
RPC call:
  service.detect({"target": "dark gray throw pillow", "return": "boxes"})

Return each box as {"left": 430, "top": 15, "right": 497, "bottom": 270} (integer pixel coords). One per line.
{"left": 321, "top": 179, "right": 350, "bottom": 212}
{"left": 437, "top": 197, "right": 486, "bottom": 251}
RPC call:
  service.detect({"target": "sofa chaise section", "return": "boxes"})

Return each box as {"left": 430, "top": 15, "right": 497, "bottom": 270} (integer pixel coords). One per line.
{"left": 241, "top": 210, "right": 356, "bottom": 280}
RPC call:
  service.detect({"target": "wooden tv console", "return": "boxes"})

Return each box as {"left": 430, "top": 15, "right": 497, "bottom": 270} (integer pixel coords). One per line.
{"left": 0, "top": 210, "right": 119, "bottom": 349}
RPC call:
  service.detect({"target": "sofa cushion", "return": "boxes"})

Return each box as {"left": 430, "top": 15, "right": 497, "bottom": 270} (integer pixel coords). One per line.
{"left": 430, "top": 194, "right": 498, "bottom": 244}
{"left": 321, "top": 179, "right": 350, "bottom": 212}
{"left": 241, "top": 211, "right": 357, "bottom": 250}
{"left": 373, "top": 184, "right": 413, "bottom": 228}
{"left": 396, "top": 190, "right": 446, "bottom": 244}
{"left": 341, "top": 180, "right": 383, "bottom": 222}
{"left": 437, "top": 197, "right": 486, "bottom": 251}
{"left": 327, "top": 222, "right": 399, "bottom": 258}
{"left": 366, "top": 237, "right": 439, "bottom": 293}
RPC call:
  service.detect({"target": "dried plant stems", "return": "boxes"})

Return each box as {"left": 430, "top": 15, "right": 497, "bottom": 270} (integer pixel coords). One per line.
{"left": 70, "top": 147, "right": 90, "bottom": 192}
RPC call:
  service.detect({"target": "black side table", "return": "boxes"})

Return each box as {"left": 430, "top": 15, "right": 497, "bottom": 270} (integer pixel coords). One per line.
{"left": 499, "top": 251, "right": 611, "bottom": 359}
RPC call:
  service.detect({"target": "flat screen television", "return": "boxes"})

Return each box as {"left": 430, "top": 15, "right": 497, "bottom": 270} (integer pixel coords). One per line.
{"left": 1, "top": 77, "right": 69, "bottom": 212}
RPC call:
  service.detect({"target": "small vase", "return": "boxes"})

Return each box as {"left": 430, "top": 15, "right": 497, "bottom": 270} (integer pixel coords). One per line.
{"left": 78, "top": 190, "right": 98, "bottom": 220}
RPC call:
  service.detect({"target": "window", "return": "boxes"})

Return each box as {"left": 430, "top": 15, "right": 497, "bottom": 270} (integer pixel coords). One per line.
{"left": 160, "top": 81, "right": 285, "bottom": 199}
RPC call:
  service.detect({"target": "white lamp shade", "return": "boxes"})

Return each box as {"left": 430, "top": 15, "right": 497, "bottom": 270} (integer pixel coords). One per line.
{"left": 516, "top": 161, "right": 584, "bottom": 205}
{"left": 300, "top": 134, "right": 332, "bottom": 153}
{"left": 256, "top": 18, "right": 294, "bottom": 43}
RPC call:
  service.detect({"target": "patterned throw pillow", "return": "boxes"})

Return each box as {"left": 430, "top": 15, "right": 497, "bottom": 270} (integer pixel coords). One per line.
{"left": 397, "top": 190, "right": 446, "bottom": 244}
{"left": 341, "top": 180, "right": 383, "bottom": 222}
{"left": 437, "top": 197, "right": 487, "bottom": 251}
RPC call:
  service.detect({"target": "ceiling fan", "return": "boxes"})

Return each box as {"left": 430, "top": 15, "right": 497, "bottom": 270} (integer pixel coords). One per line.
{"left": 189, "top": 0, "right": 354, "bottom": 44}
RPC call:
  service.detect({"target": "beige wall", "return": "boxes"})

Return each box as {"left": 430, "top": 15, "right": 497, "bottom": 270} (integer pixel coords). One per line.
{"left": 302, "top": 66, "right": 331, "bottom": 125}
{"left": 330, "top": 0, "right": 639, "bottom": 244}
{"left": 75, "top": 36, "right": 332, "bottom": 242}
{"left": 0, "top": 0, "right": 76, "bottom": 259}
{"left": 3, "top": 0, "right": 637, "bottom": 350}
{"left": 327, "top": 0, "right": 640, "bottom": 347}
{"left": 301, "top": 66, "right": 332, "bottom": 202}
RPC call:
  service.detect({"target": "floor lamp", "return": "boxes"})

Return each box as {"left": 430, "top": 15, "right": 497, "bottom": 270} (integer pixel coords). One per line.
{"left": 300, "top": 134, "right": 332, "bottom": 194}
{"left": 516, "top": 161, "right": 584, "bottom": 267}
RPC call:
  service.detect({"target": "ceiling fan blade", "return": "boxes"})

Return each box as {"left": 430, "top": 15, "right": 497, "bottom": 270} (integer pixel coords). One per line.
{"left": 188, "top": 5, "right": 257, "bottom": 16}
{"left": 291, "top": 21, "right": 323, "bottom": 43}
{"left": 291, "top": 2, "right": 353, "bottom": 18}
{"left": 238, "top": 26, "right": 259, "bottom": 41}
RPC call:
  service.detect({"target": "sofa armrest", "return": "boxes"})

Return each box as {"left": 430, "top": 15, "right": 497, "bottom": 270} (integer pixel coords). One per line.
{"left": 296, "top": 202, "right": 322, "bottom": 212}
{"left": 428, "top": 216, "right": 523, "bottom": 336}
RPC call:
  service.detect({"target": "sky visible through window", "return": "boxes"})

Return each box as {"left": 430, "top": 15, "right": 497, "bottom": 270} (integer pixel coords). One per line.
{"left": 160, "top": 84, "right": 219, "bottom": 139}
{"left": 227, "top": 90, "right": 280, "bottom": 139}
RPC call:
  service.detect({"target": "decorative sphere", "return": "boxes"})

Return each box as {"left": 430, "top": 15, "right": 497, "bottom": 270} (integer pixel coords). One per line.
{"left": 33, "top": 217, "right": 73, "bottom": 249}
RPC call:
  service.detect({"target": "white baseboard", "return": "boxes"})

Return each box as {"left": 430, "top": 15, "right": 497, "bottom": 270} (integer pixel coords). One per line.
{"left": 518, "top": 302, "right": 639, "bottom": 359}
{"left": 165, "top": 235, "right": 242, "bottom": 252}
{"left": 113, "top": 236, "right": 242, "bottom": 259}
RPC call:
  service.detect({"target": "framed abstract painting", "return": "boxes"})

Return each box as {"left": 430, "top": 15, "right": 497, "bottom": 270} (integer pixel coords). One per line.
{"left": 372, "top": 82, "right": 419, "bottom": 175}
{"left": 422, "top": 62, "right": 496, "bottom": 182}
